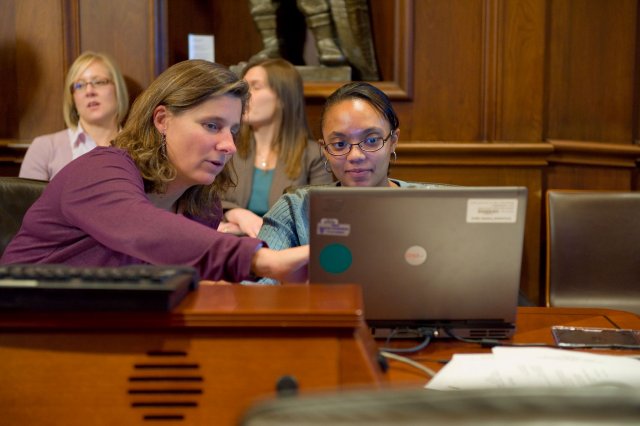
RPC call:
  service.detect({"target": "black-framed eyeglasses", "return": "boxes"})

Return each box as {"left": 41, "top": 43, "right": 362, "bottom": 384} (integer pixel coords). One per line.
{"left": 320, "top": 131, "right": 394, "bottom": 156}
{"left": 70, "top": 78, "right": 112, "bottom": 93}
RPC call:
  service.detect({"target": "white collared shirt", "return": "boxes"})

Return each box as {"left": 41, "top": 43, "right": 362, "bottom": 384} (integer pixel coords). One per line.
{"left": 68, "top": 123, "right": 98, "bottom": 160}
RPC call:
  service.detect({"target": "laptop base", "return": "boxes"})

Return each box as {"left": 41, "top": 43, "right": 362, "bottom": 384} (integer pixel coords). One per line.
{"left": 370, "top": 320, "right": 515, "bottom": 340}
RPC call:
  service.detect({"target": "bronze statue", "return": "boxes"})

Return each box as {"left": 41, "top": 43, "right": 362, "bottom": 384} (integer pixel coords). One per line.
{"left": 248, "top": 0, "right": 379, "bottom": 81}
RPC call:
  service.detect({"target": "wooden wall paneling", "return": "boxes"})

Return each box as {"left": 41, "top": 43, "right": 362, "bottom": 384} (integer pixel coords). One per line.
{"left": 218, "top": 0, "right": 263, "bottom": 66}
{"left": 391, "top": 101, "right": 415, "bottom": 148}
{"left": 481, "top": 0, "right": 500, "bottom": 141}
{"left": 546, "top": 0, "right": 638, "bottom": 142}
{"left": 167, "top": 0, "right": 213, "bottom": 66}
{"left": 494, "top": 0, "right": 545, "bottom": 141}
{"left": 166, "top": 0, "right": 261, "bottom": 68}
{"left": 411, "top": 0, "right": 484, "bottom": 141}
{"left": 0, "top": 1, "right": 23, "bottom": 175}
{"left": 547, "top": 139, "right": 640, "bottom": 169}
{"left": 0, "top": 140, "right": 23, "bottom": 176}
{"left": 546, "top": 165, "right": 636, "bottom": 191}
{"left": 62, "top": 0, "right": 80, "bottom": 71}
{"left": 16, "top": 1, "right": 66, "bottom": 140}
{"left": 368, "top": 0, "right": 395, "bottom": 82}
{"left": 635, "top": 0, "right": 640, "bottom": 148}
{"left": 545, "top": 140, "right": 640, "bottom": 191}
{"left": 0, "top": 0, "right": 18, "bottom": 140}
{"left": 378, "top": 0, "right": 414, "bottom": 99}
{"left": 393, "top": 142, "right": 552, "bottom": 168}
{"left": 78, "top": 0, "right": 159, "bottom": 102}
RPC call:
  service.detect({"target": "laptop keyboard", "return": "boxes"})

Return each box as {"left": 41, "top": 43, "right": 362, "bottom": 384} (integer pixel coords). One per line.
{"left": 0, "top": 264, "right": 198, "bottom": 311}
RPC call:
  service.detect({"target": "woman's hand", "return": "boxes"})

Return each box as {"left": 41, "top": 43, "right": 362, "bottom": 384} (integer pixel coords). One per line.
{"left": 217, "top": 221, "right": 242, "bottom": 234}
{"left": 251, "top": 245, "right": 309, "bottom": 283}
{"left": 224, "top": 208, "right": 263, "bottom": 237}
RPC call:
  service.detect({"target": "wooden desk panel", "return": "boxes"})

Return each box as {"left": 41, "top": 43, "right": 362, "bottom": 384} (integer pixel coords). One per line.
{"left": 0, "top": 284, "right": 384, "bottom": 426}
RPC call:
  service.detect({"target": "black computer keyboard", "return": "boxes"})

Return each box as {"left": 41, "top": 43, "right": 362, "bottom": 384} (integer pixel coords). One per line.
{"left": 0, "top": 264, "right": 199, "bottom": 311}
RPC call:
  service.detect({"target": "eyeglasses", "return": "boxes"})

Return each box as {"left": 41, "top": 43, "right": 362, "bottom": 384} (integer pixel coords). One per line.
{"left": 70, "top": 78, "right": 112, "bottom": 93}
{"left": 320, "top": 131, "right": 394, "bottom": 156}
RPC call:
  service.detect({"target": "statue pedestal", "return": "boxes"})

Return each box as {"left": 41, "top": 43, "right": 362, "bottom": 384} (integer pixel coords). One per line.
{"left": 296, "top": 65, "right": 351, "bottom": 82}
{"left": 230, "top": 62, "right": 351, "bottom": 82}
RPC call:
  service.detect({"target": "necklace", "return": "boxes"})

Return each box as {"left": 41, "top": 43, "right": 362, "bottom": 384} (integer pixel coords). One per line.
{"left": 256, "top": 144, "right": 274, "bottom": 170}
{"left": 257, "top": 151, "right": 272, "bottom": 170}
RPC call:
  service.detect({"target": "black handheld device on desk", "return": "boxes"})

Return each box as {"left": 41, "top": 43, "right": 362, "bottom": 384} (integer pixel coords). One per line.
{"left": 0, "top": 264, "right": 199, "bottom": 311}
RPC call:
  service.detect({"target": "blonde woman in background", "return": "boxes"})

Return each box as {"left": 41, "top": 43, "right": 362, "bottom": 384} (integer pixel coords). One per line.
{"left": 19, "top": 51, "right": 129, "bottom": 180}
{"left": 219, "top": 58, "right": 333, "bottom": 237}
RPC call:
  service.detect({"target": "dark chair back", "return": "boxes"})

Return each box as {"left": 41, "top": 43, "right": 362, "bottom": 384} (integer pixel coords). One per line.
{"left": 0, "top": 177, "right": 47, "bottom": 257}
{"left": 240, "top": 387, "right": 640, "bottom": 425}
{"left": 546, "top": 190, "right": 640, "bottom": 314}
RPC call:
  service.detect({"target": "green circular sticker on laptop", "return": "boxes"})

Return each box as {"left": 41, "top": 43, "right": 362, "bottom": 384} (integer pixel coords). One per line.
{"left": 319, "top": 243, "right": 352, "bottom": 274}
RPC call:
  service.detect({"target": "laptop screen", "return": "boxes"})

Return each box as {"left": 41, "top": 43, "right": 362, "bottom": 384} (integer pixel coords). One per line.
{"left": 309, "top": 186, "right": 528, "bottom": 339}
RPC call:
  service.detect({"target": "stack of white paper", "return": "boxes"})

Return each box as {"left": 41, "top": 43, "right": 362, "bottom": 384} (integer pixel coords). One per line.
{"left": 426, "top": 347, "right": 640, "bottom": 390}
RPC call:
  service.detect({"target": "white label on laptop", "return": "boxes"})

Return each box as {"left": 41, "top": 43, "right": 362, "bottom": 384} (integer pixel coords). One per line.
{"left": 317, "top": 218, "right": 351, "bottom": 236}
{"left": 466, "top": 199, "right": 518, "bottom": 223}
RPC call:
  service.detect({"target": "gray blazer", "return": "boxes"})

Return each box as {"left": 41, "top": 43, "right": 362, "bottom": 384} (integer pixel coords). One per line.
{"left": 221, "top": 139, "right": 334, "bottom": 212}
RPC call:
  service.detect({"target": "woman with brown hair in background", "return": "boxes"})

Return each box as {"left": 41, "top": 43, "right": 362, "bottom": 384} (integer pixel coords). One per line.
{"left": 219, "top": 58, "right": 333, "bottom": 237}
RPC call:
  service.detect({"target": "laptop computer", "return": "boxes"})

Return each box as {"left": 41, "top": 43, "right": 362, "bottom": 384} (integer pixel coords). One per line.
{"left": 309, "top": 186, "right": 528, "bottom": 339}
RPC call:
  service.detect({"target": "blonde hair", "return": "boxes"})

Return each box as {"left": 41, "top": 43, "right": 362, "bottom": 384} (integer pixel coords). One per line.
{"left": 237, "top": 58, "right": 312, "bottom": 180}
{"left": 113, "top": 60, "right": 249, "bottom": 219}
{"left": 63, "top": 51, "right": 129, "bottom": 129}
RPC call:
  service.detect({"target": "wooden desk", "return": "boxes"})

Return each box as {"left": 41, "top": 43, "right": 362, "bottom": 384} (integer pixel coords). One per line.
{"left": 0, "top": 284, "right": 383, "bottom": 426}
{"left": 383, "top": 306, "right": 640, "bottom": 385}
{"left": 2, "top": 283, "right": 639, "bottom": 425}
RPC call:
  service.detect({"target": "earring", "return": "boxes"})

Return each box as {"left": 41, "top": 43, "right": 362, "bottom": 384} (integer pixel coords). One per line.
{"left": 324, "top": 159, "right": 332, "bottom": 173}
{"left": 160, "top": 132, "right": 168, "bottom": 159}
{"left": 392, "top": 151, "right": 397, "bottom": 163}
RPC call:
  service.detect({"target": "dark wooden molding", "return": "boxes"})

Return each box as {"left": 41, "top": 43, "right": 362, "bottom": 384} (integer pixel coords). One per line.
{"left": 61, "top": 0, "right": 80, "bottom": 70}
{"left": 395, "top": 141, "right": 553, "bottom": 166}
{"left": 481, "top": 0, "right": 502, "bottom": 141}
{"left": 392, "top": 140, "right": 640, "bottom": 169}
{"left": 153, "top": 0, "right": 169, "bottom": 78}
{"left": 548, "top": 140, "right": 640, "bottom": 168}
{"left": 304, "top": 0, "right": 414, "bottom": 100}
{"left": 0, "top": 139, "right": 29, "bottom": 166}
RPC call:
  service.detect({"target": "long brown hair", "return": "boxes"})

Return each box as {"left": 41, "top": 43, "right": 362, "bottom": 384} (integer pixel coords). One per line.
{"left": 237, "top": 58, "right": 312, "bottom": 179}
{"left": 113, "top": 60, "right": 249, "bottom": 219}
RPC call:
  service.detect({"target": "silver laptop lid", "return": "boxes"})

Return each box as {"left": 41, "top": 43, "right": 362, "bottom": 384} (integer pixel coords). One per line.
{"left": 309, "top": 186, "right": 528, "bottom": 339}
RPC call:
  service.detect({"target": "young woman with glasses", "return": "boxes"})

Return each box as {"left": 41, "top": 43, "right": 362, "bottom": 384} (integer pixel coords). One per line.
{"left": 19, "top": 51, "right": 129, "bottom": 180}
{"left": 256, "top": 82, "right": 443, "bottom": 278}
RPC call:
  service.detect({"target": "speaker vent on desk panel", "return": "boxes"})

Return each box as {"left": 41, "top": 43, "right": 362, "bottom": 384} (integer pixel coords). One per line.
{"left": 469, "top": 329, "right": 510, "bottom": 339}
{"left": 127, "top": 350, "right": 203, "bottom": 422}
